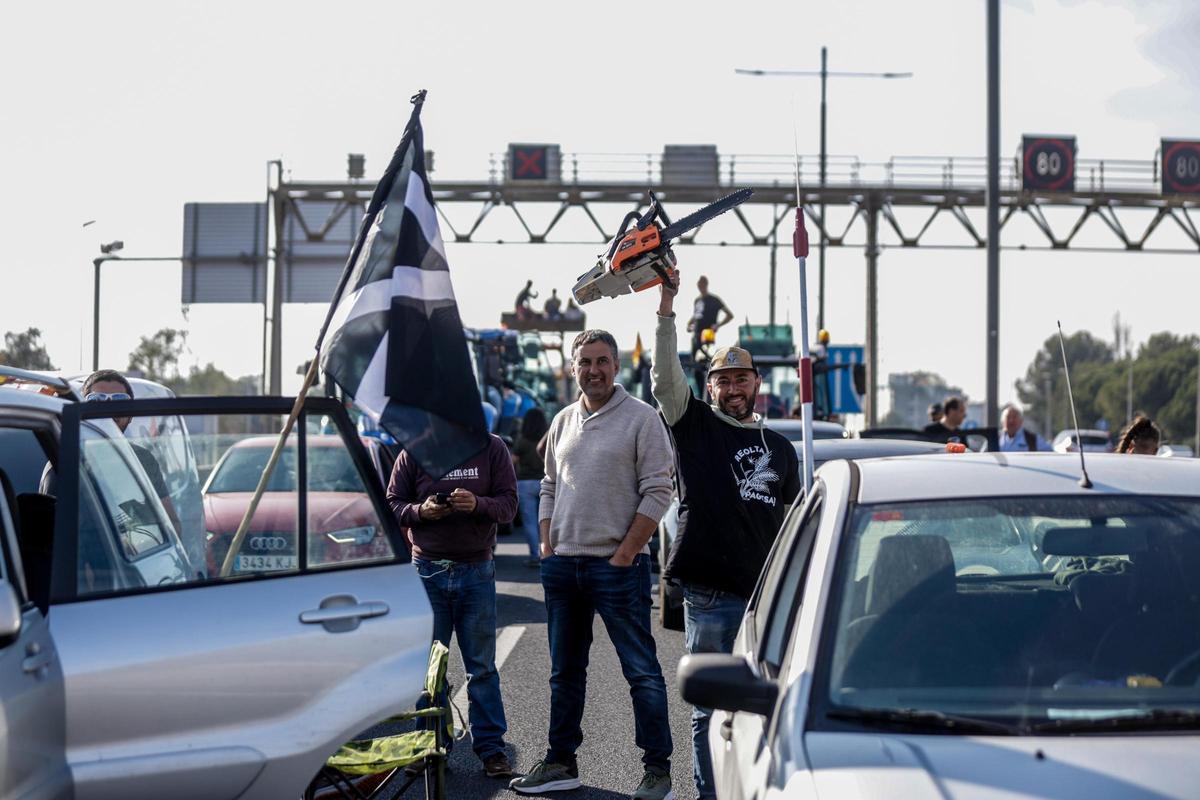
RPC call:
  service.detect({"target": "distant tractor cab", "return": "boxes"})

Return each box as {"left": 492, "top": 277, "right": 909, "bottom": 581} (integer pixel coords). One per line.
{"left": 733, "top": 324, "right": 865, "bottom": 420}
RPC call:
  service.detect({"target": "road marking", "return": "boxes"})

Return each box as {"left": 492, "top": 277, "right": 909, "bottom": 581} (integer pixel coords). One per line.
{"left": 452, "top": 624, "right": 525, "bottom": 711}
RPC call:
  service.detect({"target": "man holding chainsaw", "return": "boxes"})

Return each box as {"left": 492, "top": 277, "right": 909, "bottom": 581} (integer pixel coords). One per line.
{"left": 653, "top": 268, "right": 800, "bottom": 799}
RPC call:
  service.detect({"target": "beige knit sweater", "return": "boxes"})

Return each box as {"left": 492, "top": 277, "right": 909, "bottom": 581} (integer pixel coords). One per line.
{"left": 539, "top": 384, "right": 675, "bottom": 557}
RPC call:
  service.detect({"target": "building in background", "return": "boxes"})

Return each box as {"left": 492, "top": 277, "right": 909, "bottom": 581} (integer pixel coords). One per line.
{"left": 882, "top": 371, "right": 965, "bottom": 430}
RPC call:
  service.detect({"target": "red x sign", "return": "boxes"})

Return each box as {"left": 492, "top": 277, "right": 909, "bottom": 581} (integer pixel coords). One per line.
{"left": 513, "top": 148, "right": 546, "bottom": 179}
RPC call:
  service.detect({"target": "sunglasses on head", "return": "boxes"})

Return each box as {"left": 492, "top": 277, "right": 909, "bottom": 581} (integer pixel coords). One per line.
{"left": 84, "top": 392, "right": 131, "bottom": 402}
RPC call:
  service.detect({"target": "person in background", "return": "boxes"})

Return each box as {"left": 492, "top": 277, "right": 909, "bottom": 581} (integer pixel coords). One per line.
{"left": 928, "top": 402, "right": 944, "bottom": 426}
{"left": 511, "top": 407, "right": 548, "bottom": 567}
{"left": 686, "top": 276, "right": 733, "bottom": 362}
{"left": 996, "top": 405, "right": 1051, "bottom": 452}
{"left": 515, "top": 280, "right": 538, "bottom": 321}
{"left": 78, "top": 369, "right": 184, "bottom": 539}
{"left": 1116, "top": 415, "right": 1161, "bottom": 455}
{"left": 544, "top": 289, "right": 563, "bottom": 320}
{"left": 924, "top": 395, "right": 966, "bottom": 443}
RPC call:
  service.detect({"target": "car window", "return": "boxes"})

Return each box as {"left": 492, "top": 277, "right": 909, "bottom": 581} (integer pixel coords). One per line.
{"left": 751, "top": 487, "right": 823, "bottom": 663}
{"left": 66, "top": 409, "right": 399, "bottom": 601}
{"left": 80, "top": 423, "right": 171, "bottom": 559}
{"left": 760, "top": 497, "right": 823, "bottom": 672}
{"left": 820, "top": 495, "right": 1200, "bottom": 727}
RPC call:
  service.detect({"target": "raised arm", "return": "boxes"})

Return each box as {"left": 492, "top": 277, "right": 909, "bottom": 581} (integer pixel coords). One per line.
{"left": 651, "top": 268, "right": 693, "bottom": 426}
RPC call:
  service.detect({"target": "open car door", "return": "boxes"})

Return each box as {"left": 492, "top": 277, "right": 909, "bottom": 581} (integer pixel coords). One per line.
{"left": 49, "top": 396, "right": 431, "bottom": 800}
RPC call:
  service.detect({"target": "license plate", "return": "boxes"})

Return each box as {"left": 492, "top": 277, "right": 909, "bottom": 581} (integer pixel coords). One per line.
{"left": 234, "top": 554, "right": 298, "bottom": 572}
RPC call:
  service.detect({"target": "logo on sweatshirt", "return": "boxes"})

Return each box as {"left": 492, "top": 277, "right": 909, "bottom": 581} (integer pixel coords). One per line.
{"left": 443, "top": 466, "right": 480, "bottom": 481}
{"left": 731, "top": 446, "right": 780, "bottom": 506}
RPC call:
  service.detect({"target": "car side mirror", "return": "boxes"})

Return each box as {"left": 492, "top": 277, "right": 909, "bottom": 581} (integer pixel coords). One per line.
{"left": 0, "top": 580, "right": 22, "bottom": 647}
{"left": 678, "top": 653, "right": 778, "bottom": 717}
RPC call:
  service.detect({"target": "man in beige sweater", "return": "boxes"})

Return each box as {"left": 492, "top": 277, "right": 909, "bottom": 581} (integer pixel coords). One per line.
{"left": 509, "top": 330, "right": 676, "bottom": 800}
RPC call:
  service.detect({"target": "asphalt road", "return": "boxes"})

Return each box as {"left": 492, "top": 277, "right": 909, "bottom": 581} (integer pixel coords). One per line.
{"left": 379, "top": 534, "right": 698, "bottom": 800}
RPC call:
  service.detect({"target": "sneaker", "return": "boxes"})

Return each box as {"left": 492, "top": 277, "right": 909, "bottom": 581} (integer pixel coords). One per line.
{"left": 482, "top": 752, "right": 514, "bottom": 778}
{"left": 508, "top": 760, "right": 582, "bottom": 793}
{"left": 632, "top": 766, "right": 673, "bottom": 800}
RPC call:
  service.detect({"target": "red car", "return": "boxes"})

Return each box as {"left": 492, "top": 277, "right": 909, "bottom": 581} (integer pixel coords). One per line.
{"left": 202, "top": 435, "right": 395, "bottom": 576}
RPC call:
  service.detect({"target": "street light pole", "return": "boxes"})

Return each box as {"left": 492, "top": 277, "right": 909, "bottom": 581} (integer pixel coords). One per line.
{"left": 818, "top": 46, "right": 827, "bottom": 334}
{"left": 91, "top": 250, "right": 183, "bottom": 370}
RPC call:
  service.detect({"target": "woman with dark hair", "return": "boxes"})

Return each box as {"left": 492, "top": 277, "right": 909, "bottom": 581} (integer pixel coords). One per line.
{"left": 1116, "top": 415, "right": 1161, "bottom": 455}
{"left": 512, "top": 408, "right": 548, "bottom": 566}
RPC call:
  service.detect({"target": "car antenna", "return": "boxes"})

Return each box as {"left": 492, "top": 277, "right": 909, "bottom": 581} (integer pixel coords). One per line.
{"left": 1056, "top": 321, "right": 1093, "bottom": 489}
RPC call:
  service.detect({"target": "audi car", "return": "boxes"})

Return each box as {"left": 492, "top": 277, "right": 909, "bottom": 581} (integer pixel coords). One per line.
{"left": 202, "top": 435, "right": 395, "bottom": 576}
{"left": 680, "top": 452, "right": 1200, "bottom": 799}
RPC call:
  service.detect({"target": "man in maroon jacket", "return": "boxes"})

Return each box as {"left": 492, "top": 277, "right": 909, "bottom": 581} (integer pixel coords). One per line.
{"left": 386, "top": 433, "right": 519, "bottom": 778}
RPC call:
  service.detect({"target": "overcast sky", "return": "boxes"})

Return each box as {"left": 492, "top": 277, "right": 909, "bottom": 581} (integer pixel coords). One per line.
{"left": 3, "top": 0, "right": 1198, "bottom": 418}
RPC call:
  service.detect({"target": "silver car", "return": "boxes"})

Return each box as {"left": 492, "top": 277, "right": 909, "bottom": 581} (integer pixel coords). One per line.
{"left": 681, "top": 452, "right": 1200, "bottom": 799}
{"left": 0, "top": 375, "right": 431, "bottom": 800}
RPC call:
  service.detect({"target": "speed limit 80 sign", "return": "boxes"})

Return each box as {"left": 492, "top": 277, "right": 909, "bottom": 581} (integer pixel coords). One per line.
{"left": 1022, "top": 135, "right": 1076, "bottom": 192}
{"left": 1161, "top": 139, "right": 1200, "bottom": 195}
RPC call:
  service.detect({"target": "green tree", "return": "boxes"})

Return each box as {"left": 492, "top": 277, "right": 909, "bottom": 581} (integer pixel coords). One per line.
{"left": 172, "top": 363, "right": 259, "bottom": 397}
{"left": 127, "top": 328, "right": 187, "bottom": 383}
{"left": 1016, "top": 331, "right": 1114, "bottom": 437}
{"left": 1017, "top": 329, "right": 1200, "bottom": 445}
{"left": 0, "top": 327, "right": 55, "bottom": 370}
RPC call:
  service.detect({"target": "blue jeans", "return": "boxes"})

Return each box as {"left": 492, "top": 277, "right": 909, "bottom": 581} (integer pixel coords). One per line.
{"left": 516, "top": 479, "right": 541, "bottom": 559}
{"left": 414, "top": 557, "right": 508, "bottom": 760}
{"left": 684, "top": 584, "right": 747, "bottom": 799}
{"left": 540, "top": 554, "right": 672, "bottom": 771}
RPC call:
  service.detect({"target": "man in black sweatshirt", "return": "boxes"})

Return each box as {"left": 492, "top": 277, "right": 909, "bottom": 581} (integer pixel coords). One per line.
{"left": 651, "top": 268, "right": 800, "bottom": 800}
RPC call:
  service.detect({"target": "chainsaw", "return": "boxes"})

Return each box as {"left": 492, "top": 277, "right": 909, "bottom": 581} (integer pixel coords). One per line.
{"left": 571, "top": 187, "right": 753, "bottom": 305}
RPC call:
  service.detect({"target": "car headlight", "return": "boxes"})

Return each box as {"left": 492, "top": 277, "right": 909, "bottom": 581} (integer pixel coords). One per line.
{"left": 325, "top": 526, "right": 376, "bottom": 545}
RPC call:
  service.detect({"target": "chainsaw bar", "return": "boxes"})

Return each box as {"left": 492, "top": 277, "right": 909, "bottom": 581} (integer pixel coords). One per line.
{"left": 656, "top": 188, "right": 754, "bottom": 242}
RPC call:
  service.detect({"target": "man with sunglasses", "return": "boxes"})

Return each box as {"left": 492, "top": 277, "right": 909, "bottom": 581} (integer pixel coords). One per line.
{"left": 652, "top": 270, "right": 800, "bottom": 799}
{"left": 79, "top": 370, "right": 183, "bottom": 544}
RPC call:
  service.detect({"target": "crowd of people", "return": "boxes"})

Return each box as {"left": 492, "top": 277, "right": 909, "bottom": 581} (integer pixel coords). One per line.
{"left": 382, "top": 267, "right": 788, "bottom": 799}
{"left": 78, "top": 283, "right": 1169, "bottom": 799}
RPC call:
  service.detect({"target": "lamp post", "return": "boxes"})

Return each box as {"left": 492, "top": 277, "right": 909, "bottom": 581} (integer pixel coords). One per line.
{"left": 91, "top": 242, "right": 182, "bottom": 370}
{"left": 736, "top": 50, "right": 912, "bottom": 334}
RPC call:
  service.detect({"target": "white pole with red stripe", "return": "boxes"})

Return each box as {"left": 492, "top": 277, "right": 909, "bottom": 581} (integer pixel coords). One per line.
{"left": 794, "top": 207, "right": 815, "bottom": 494}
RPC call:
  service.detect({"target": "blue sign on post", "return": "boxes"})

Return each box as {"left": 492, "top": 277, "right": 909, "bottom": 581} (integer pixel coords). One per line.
{"left": 826, "top": 345, "right": 864, "bottom": 415}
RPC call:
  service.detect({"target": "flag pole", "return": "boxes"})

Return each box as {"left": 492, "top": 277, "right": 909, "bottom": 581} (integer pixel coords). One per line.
{"left": 219, "top": 91, "right": 428, "bottom": 578}
{"left": 793, "top": 148, "right": 815, "bottom": 494}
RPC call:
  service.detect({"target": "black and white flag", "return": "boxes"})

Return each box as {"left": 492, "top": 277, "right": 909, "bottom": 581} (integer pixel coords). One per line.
{"left": 319, "top": 91, "right": 487, "bottom": 479}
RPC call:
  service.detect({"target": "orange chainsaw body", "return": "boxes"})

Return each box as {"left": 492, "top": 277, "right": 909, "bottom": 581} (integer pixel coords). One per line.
{"left": 611, "top": 225, "right": 666, "bottom": 291}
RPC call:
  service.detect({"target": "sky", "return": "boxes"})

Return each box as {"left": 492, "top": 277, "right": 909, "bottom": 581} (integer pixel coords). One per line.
{"left": 2, "top": 0, "right": 1198, "bottom": 420}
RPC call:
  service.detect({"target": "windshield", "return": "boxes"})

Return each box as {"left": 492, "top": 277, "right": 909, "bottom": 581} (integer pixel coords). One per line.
{"left": 822, "top": 495, "right": 1200, "bottom": 728}
{"left": 206, "top": 445, "right": 362, "bottom": 493}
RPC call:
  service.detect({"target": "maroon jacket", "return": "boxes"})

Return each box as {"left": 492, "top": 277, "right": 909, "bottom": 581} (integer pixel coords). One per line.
{"left": 386, "top": 434, "right": 518, "bottom": 562}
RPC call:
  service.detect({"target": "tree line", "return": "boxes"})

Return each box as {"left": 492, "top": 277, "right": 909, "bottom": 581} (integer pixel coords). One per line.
{"left": 0, "top": 327, "right": 258, "bottom": 396}
{"left": 1017, "top": 329, "right": 1199, "bottom": 445}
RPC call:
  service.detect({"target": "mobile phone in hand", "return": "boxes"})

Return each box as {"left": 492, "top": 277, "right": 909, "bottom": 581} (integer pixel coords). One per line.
{"left": 435, "top": 492, "right": 451, "bottom": 506}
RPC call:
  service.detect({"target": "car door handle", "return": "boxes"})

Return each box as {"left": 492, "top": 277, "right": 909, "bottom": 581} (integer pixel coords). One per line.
{"left": 23, "top": 643, "right": 53, "bottom": 677}
{"left": 300, "top": 597, "right": 390, "bottom": 633}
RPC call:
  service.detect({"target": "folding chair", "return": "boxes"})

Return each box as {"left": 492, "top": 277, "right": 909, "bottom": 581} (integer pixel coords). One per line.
{"left": 305, "top": 641, "right": 456, "bottom": 800}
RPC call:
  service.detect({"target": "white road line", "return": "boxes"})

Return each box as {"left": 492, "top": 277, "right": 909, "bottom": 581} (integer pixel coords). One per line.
{"left": 452, "top": 624, "right": 526, "bottom": 711}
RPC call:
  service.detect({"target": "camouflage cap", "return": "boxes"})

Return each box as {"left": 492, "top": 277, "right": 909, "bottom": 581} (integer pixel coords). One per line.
{"left": 707, "top": 345, "right": 757, "bottom": 374}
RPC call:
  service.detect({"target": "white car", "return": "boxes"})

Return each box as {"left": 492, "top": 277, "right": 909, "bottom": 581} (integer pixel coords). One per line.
{"left": 680, "top": 452, "right": 1200, "bottom": 799}
{"left": 1158, "top": 444, "right": 1194, "bottom": 458}
{"left": 763, "top": 419, "right": 848, "bottom": 442}
{"left": 1052, "top": 428, "right": 1112, "bottom": 453}
{"left": 0, "top": 369, "right": 432, "bottom": 799}
{"left": 656, "top": 438, "right": 944, "bottom": 630}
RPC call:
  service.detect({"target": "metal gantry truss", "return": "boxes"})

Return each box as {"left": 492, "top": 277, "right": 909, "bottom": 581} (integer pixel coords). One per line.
{"left": 272, "top": 152, "right": 1200, "bottom": 422}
